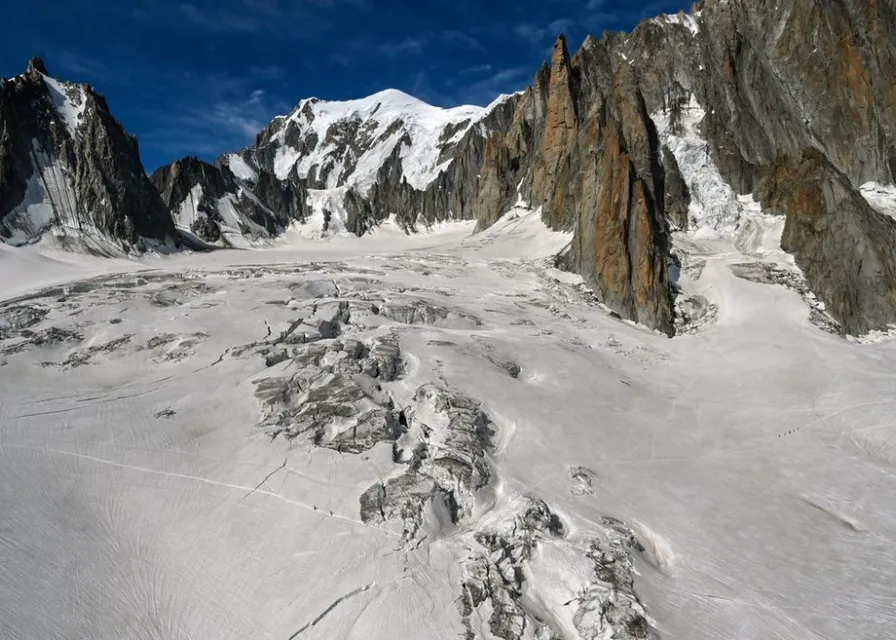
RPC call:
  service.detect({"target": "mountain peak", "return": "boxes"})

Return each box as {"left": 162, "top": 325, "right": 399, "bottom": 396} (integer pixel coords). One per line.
{"left": 551, "top": 34, "right": 572, "bottom": 72}
{"left": 27, "top": 57, "right": 49, "bottom": 78}
{"left": 366, "top": 88, "right": 426, "bottom": 106}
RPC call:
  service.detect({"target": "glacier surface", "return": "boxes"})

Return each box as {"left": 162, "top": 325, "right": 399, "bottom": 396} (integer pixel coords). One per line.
{"left": 1, "top": 206, "right": 895, "bottom": 640}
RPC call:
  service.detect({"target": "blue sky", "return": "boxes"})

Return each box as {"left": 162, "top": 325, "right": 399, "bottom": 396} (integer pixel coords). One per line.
{"left": 3, "top": 0, "right": 692, "bottom": 171}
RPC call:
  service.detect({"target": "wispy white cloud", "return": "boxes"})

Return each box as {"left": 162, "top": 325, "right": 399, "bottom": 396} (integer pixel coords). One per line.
{"left": 178, "top": 3, "right": 263, "bottom": 32}
{"left": 377, "top": 36, "right": 428, "bottom": 57}
{"left": 419, "top": 65, "right": 531, "bottom": 106}
{"left": 175, "top": 0, "right": 370, "bottom": 34}
{"left": 49, "top": 50, "right": 291, "bottom": 166}
{"left": 457, "top": 63, "right": 493, "bottom": 76}
{"left": 56, "top": 51, "right": 114, "bottom": 81}
{"left": 440, "top": 29, "right": 486, "bottom": 52}
{"left": 330, "top": 28, "right": 485, "bottom": 67}
{"left": 141, "top": 87, "right": 290, "bottom": 161}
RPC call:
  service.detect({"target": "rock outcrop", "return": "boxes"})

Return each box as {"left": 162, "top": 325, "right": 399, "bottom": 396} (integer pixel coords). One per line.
{"left": 0, "top": 58, "right": 177, "bottom": 251}
{"left": 470, "top": 0, "right": 896, "bottom": 335}
{"left": 762, "top": 150, "right": 896, "bottom": 335}
{"left": 472, "top": 37, "right": 675, "bottom": 334}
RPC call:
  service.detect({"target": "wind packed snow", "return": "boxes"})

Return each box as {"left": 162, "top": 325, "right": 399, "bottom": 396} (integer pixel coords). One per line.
{"left": 270, "top": 89, "right": 487, "bottom": 189}
{"left": 172, "top": 184, "right": 273, "bottom": 248}
{"left": 284, "top": 188, "right": 349, "bottom": 240}
{"left": 42, "top": 75, "right": 87, "bottom": 137}
{"left": 173, "top": 184, "right": 204, "bottom": 230}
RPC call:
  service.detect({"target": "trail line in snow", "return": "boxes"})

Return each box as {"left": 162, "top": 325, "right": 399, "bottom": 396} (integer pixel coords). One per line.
{"left": 0, "top": 443, "right": 399, "bottom": 537}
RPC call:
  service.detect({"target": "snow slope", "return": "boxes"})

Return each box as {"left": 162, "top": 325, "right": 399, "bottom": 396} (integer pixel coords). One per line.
{"left": 42, "top": 74, "right": 87, "bottom": 137}
{"left": 1, "top": 205, "right": 895, "bottom": 639}
{"left": 225, "top": 153, "right": 258, "bottom": 183}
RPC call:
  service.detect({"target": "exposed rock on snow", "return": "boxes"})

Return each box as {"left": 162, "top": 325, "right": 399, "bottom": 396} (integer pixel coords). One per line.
{"left": 254, "top": 331, "right": 406, "bottom": 449}
{"left": 377, "top": 299, "right": 482, "bottom": 329}
{"left": 459, "top": 498, "right": 567, "bottom": 640}
{"left": 360, "top": 384, "right": 495, "bottom": 541}
{"left": 673, "top": 293, "right": 718, "bottom": 336}
{"left": 571, "top": 518, "right": 654, "bottom": 640}
{"left": 459, "top": 500, "right": 655, "bottom": 640}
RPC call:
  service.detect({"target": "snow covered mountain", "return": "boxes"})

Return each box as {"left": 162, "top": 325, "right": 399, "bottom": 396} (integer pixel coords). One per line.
{"left": 151, "top": 89, "right": 516, "bottom": 244}
{"left": 0, "top": 58, "right": 178, "bottom": 254}
{"left": 256, "top": 89, "right": 492, "bottom": 190}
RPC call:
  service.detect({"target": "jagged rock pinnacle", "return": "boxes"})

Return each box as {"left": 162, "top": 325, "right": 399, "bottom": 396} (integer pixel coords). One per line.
{"left": 27, "top": 57, "right": 48, "bottom": 77}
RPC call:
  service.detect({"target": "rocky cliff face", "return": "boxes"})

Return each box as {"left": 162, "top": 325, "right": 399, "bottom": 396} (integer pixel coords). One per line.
{"left": 0, "top": 58, "right": 176, "bottom": 252}
{"left": 470, "top": 0, "right": 896, "bottom": 335}
{"left": 762, "top": 149, "right": 896, "bottom": 335}
{"left": 475, "top": 38, "right": 674, "bottom": 333}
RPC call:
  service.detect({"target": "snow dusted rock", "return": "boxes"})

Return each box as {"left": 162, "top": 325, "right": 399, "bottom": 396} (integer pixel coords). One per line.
{"left": 0, "top": 303, "right": 49, "bottom": 337}
{"left": 0, "top": 58, "right": 177, "bottom": 251}
{"left": 459, "top": 499, "right": 566, "bottom": 640}
{"left": 251, "top": 311, "right": 498, "bottom": 540}
{"left": 572, "top": 517, "right": 655, "bottom": 640}
{"left": 377, "top": 299, "right": 483, "bottom": 329}
{"left": 254, "top": 330, "right": 404, "bottom": 447}
{"left": 360, "top": 384, "right": 495, "bottom": 540}
{"left": 459, "top": 500, "right": 654, "bottom": 640}
{"left": 673, "top": 293, "right": 718, "bottom": 336}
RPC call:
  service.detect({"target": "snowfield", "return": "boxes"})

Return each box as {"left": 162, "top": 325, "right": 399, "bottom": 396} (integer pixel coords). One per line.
{"left": 1, "top": 207, "right": 895, "bottom": 640}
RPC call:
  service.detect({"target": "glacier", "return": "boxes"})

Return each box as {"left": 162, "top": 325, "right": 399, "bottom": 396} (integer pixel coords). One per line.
{"left": 1, "top": 203, "right": 895, "bottom": 639}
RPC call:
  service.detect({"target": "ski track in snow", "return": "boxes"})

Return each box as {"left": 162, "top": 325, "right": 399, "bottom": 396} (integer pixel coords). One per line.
{"left": 1, "top": 209, "right": 896, "bottom": 639}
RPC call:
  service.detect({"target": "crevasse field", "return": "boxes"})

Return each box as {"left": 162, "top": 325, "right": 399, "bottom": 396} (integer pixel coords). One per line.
{"left": 1, "top": 205, "right": 895, "bottom": 640}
